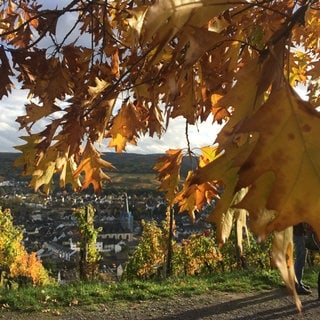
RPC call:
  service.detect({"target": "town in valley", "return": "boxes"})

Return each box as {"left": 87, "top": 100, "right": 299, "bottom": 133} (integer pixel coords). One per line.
{"left": 0, "top": 152, "right": 213, "bottom": 282}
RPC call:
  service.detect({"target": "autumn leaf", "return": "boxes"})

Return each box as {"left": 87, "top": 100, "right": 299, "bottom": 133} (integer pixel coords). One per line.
{"left": 88, "top": 77, "right": 110, "bottom": 99}
{"left": 235, "top": 172, "right": 276, "bottom": 241}
{"left": 136, "top": 0, "right": 233, "bottom": 46}
{"left": 190, "top": 132, "right": 258, "bottom": 226}
{"left": 210, "top": 186, "right": 249, "bottom": 246}
{"left": 145, "top": 104, "right": 165, "bottom": 138}
{"left": 0, "top": 46, "right": 14, "bottom": 98}
{"left": 175, "top": 146, "right": 220, "bottom": 221}
{"left": 175, "top": 171, "right": 219, "bottom": 222}
{"left": 73, "top": 141, "right": 115, "bottom": 192}
{"left": 107, "top": 101, "right": 145, "bottom": 152}
{"left": 272, "top": 228, "right": 302, "bottom": 312}
{"left": 238, "top": 85, "right": 320, "bottom": 236}
{"left": 214, "top": 59, "right": 264, "bottom": 150}
{"left": 16, "top": 102, "right": 61, "bottom": 130}
{"left": 12, "top": 50, "right": 73, "bottom": 101}
{"left": 154, "top": 149, "right": 183, "bottom": 204}
{"left": 210, "top": 93, "right": 228, "bottom": 123}
{"left": 198, "top": 145, "right": 220, "bottom": 167}
{"left": 13, "top": 134, "right": 43, "bottom": 176}
{"left": 29, "top": 160, "right": 56, "bottom": 194}
{"left": 56, "top": 152, "right": 81, "bottom": 191}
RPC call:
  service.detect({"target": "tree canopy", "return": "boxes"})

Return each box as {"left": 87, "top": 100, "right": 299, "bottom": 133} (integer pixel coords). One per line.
{"left": 1, "top": 0, "right": 320, "bottom": 308}
{"left": 0, "top": 207, "right": 50, "bottom": 286}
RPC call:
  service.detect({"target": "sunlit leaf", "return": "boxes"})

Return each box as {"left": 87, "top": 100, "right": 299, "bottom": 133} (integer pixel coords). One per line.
{"left": 73, "top": 141, "right": 115, "bottom": 192}
{"left": 239, "top": 86, "right": 320, "bottom": 236}
{"left": 272, "top": 228, "right": 302, "bottom": 312}
{"left": 154, "top": 149, "right": 183, "bottom": 204}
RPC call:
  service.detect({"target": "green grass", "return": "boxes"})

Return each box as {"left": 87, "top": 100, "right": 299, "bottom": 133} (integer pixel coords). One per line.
{"left": 2, "top": 267, "right": 317, "bottom": 312}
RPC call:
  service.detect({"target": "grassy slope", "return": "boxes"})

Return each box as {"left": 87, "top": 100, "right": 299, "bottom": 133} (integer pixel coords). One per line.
{"left": 0, "top": 268, "right": 318, "bottom": 312}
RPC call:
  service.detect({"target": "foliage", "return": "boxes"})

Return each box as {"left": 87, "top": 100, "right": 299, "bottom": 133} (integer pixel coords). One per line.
{"left": 123, "top": 219, "right": 167, "bottom": 280}
{"left": 219, "top": 229, "right": 274, "bottom": 271}
{"left": 125, "top": 215, "right": 276, "bottom": 281}
{"left": 1, "top": 0, "right": 320, "bottom": 307}
{"left": 174, "top": 230, "right": 222, "bottom": 276}
{"left": 74, "top": 204, "right": 101, "bottom": 281}
{"left": 0, "top": 207, "right": 51, "bottom": 286}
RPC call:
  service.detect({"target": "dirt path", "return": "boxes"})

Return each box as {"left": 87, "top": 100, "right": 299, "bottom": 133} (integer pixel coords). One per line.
{"left": 1, "top": 287, "right": 320, "bottom": 320}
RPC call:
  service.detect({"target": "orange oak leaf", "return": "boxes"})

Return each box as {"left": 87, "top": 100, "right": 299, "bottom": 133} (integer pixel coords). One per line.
{"left": 154, "top": 149, "right": 183, "bottom": 203}
{"left": 175, "top": 146, "right": 221, "bottom": 221}
{"left": 107, "top": 101, "right": 144, "bottom": 152}
{"left": 73, "top": 141, "right": 115, "bottom": 192}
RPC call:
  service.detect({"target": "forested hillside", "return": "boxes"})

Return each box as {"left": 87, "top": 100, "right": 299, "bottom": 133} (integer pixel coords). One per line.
{"left": 0, "top": 152, "right": 195, "bottom": 191}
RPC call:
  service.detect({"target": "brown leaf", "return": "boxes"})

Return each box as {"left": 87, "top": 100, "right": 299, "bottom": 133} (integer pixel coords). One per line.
{"left": 16, "top": 102, "right": 61, "bottom": 130}
{"left": 73, "top": 142, "right": 115, "bottom": 192}
{"left": 0, "top": 46, "right": 14, "bottom": 98}
{"left": 154, "top": 149, "right": 183, "bottom": 203}
{"left": 107, "top": 101, "right": 144, "bottom": 152}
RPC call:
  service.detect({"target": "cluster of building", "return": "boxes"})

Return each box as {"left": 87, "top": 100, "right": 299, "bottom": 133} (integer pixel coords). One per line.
{"left": 1, "top": 179, "right": 213, "bottom": 281}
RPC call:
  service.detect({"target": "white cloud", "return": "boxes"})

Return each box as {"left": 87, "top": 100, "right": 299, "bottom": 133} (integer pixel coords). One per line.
{"left": 0, "top": 89, "right": 28, "bottom": 152}
{"left": 123, "top": 116, "right": 222, "bottom": 155}
{"left": 0, "top": 86, "right": 222, "bottom": 154}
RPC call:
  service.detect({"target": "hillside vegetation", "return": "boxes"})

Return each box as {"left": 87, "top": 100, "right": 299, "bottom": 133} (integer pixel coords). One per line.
{"left": 0, "top": 152, "right": 194, "bottom": 191}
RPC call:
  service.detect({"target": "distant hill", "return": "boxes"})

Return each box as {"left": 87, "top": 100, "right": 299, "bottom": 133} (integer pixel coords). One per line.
{"left": 0, "top": 152, "right": 197, "bottom": 191}
{"left": 0, "top": 152, "right": 24, "bottom": 181}
{"left": 102, "top": 152, "right": 163, "bottom": 174}
{"left": 0, "top": 152, "right": 163, "bottom": 176}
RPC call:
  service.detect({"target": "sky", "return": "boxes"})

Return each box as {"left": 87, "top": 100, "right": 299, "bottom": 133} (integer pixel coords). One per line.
{"left": 0, "top": 84, "right": 308, "bottom": 155}
{"left": 0, "top": 87, "right": 222, "bottom": 154}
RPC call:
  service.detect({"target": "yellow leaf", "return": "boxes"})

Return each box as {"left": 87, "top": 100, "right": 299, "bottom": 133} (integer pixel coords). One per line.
{"left": 215, "top": 59, "right": 264, "bottom": 150}
{"left": 236, "top": 172, "right": 276, "bottom": 240}
{"left": 272, "top": 228, "right": 302, "bottom": 312}
{"left": 30, "top": 161, "right": 56, "bottom": 193}
{"left": 27, "top": 147, "right": 62, "bottom": 194}
{"left": 175, "top": 145, "right": 221, "bottom": 220}
{"left": 198, "top": 145, "right": 220, "bottom": 168}
{"left": 14, "top": 134, "right": 43, "bottom": 175}
{"left": 239, "top": 85, "right": 320, "bottom": 236}
{"left": 235, "top": 208, "right": 249, "bottom": 254}
{"left": 88, "top": 77, "right": 110, "bottom": 99}
{"left": 175, "top": 172, "right": 219, "bottom": 222}
{"left": 56, "top": 153, "right": 81, "bottom": 191}
{"left": 209, "top": 184, "right": 247, "bottom": 244}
